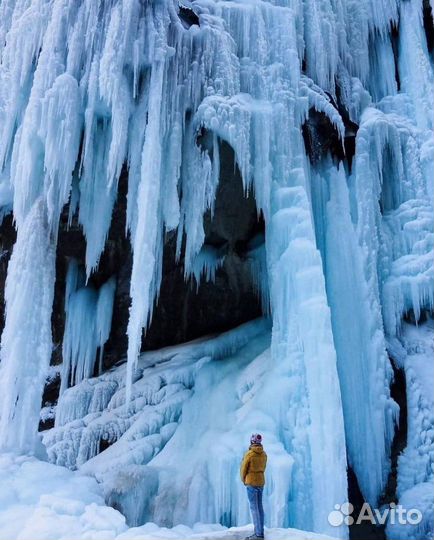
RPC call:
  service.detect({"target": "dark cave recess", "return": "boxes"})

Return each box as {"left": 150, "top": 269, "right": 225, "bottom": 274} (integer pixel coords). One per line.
{"left": 45, "top": 140, "right": 265, "bottom": 373}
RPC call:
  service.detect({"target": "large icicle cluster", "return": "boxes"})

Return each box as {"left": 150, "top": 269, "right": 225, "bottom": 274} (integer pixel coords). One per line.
{"left": 0, "top": 0, "right": 433, "bottom": 538}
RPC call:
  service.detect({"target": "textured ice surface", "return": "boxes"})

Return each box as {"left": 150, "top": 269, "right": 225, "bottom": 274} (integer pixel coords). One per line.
{"left": 44, "top": 319, "right": 345, "bottom": 536}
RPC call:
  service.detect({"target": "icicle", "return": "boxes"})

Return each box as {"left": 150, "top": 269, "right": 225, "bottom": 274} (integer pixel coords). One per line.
{"left": 61, "top": 286, "right": 98, "bottom": 394}
{"left": 367, "top": 32, "right": 397, "bottom": 103}
{"left": 38, "top": 73, "right": 81, "bottom": 231}
{"left": 96, "top": 277, "right": 116, "bottom": 374}
{"left": 188, "top": 245, "right": 225, "bottom": 290}
{"left": 300, "top": 76, "right": 346, "bottom": 141}
{"left": 321, "top": 162, "right": 398, "bottom": 505}
{"left": 78, "top": 59, "right": 119, "bottom": 276}
{"left": 126, "top": 54, "right": 166, "bottom": 404}
{"left": 0, "top": 199, "right": 55, "bottom": 454}
{"left": 302, "top": 0, "right": 342, "bottom": 92}
{"left": 61, "top": 268, "right": 116, "bottom": 394}
{"left": 8, "top": 0, "right": 76, "bottom": 229}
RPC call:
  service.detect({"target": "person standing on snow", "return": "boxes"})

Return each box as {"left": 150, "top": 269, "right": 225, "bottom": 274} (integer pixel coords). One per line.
{"left": 240, "top": 433, "right": 267, "bottom": 540}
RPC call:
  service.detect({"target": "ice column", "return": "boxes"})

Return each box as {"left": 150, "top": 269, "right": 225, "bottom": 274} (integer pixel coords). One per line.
{"left": 321, "top": 163, "right": 398, "bottom": 506}
{"left": 269, "top": 182, "right": 348, "bottom": 538}
{"left": 0, "top": 200, "right": 55, "bottom": 454}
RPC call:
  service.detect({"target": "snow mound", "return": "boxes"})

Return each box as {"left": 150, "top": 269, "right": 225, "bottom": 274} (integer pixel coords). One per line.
{"left": 0, "top": 453, "right": 126, "bottom": 540}
{"left": 0, "top": 454, "right": 338, "bottom": 540}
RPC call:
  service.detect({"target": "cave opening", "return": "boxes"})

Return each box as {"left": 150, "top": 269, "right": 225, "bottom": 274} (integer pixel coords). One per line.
{"left": 177, "top": 1, "right": 200, "bottom": 29}
{"left": 143, "top": 139, "right": 267, "bottom": 351}
{"left": 39, "top": 136, "right": 267, "bottom": 418}
{"left": 404, "top": 307, "right": 432, "bottom": 326}
{"left": 302, "top": 99, "right": 359, "bottom": 172}
{"left": 302, "top": 107, "right": 345, "bottom": 166}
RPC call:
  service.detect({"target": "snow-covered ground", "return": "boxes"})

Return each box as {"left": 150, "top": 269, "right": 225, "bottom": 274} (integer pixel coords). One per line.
{"left": 0, "top": 454, "right": 337, "bottom": 540}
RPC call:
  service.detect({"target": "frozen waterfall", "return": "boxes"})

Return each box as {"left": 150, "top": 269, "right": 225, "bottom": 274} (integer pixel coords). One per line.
{"left": 0, "top": 0, "right": 432, "bottom": 538}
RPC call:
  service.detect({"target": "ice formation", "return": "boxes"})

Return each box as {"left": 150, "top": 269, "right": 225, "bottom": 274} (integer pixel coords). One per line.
{"left": 0, "top": 200, "right": 55, "bottom": 454}
{"left": 45, "top": 319, "right": 346, "bottom": 536}
{"left": 0, "top": 0, "right": 432, "bottom": 538}
{"left": 61, "top": 260, "right": 116, "bottom": 394}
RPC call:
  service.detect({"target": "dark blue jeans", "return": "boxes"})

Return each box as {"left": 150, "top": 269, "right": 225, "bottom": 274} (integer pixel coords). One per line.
{"left": 246, "top": 486, "right": 264, "bottom": 537}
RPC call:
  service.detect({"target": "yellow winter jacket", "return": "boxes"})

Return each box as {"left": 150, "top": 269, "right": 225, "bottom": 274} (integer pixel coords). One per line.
{"left": 240, "top": 444, "right": 267, "bottom": 487}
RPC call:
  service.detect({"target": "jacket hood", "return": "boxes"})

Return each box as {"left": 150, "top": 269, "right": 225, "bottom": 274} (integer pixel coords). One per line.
{"left": 250, "top": 444, "right": 264, "bottom": 454}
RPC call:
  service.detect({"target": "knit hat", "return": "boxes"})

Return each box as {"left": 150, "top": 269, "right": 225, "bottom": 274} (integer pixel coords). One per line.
{"left": 250, "top": 433, "right": 262, "bottom": 445}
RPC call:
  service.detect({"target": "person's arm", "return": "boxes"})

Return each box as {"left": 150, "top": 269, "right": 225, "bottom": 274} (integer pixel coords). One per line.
{"left": 240, "top": 452, "right": 250, "bottom": 484}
